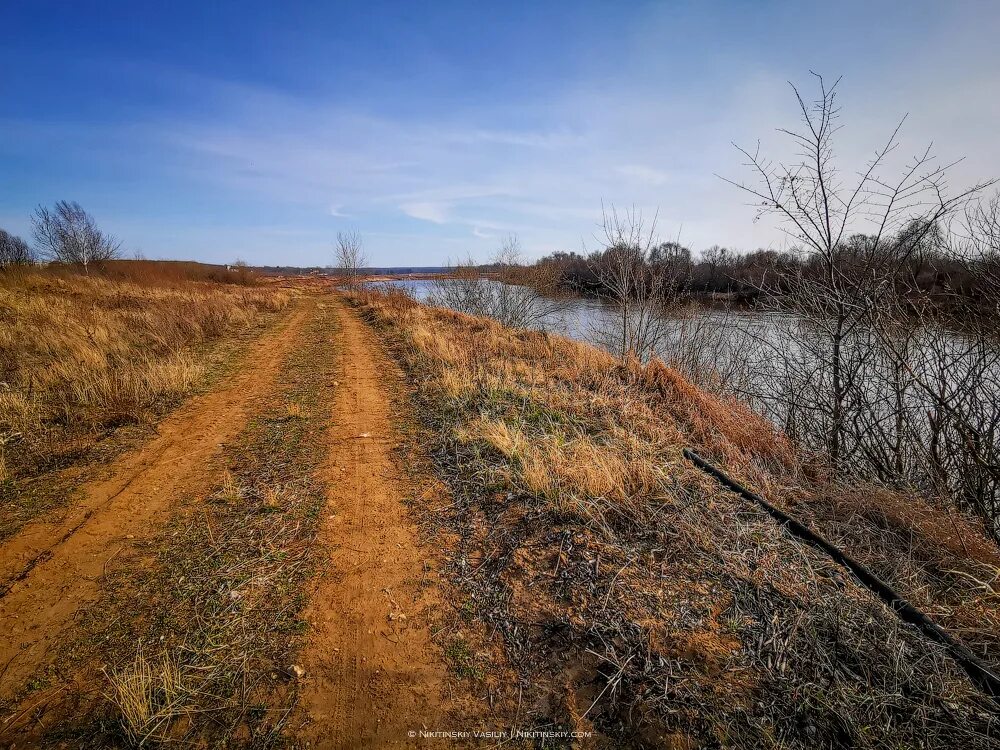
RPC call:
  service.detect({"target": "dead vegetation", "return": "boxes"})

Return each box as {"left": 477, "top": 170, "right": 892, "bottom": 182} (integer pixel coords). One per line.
{"left": 352, "top": 286, "right": 1000, "bottom": 748}
{"left": 0, "top": 263, "right": 289, "bottom": 535}
{"left": 15, "top": 298, "right": 337, "bottom": 747}
{"left": 103, "top": 645, "right": 187, "bottom": 743}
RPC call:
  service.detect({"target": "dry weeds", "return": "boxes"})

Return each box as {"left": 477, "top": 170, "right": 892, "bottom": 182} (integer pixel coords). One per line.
{"left": 103, "top": 644, "right": 187, "bottom": 743}
{"left": 352, "top": 286, "right": 1000, "bottom": 748}
{"left": 0, "top": 264, "right": 289, "bottom": 535}
{"left": 26, "top": 299, "right": 338, "bottom": 746}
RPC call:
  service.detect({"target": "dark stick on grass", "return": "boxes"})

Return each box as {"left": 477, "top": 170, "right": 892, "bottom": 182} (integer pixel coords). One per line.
{"left": 684, "top": 447, "right": 1000, "bottom": 704}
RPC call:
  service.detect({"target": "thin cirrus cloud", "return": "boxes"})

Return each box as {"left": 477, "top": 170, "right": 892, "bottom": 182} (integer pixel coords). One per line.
{"left": 2, "top": 1, "right": 998, "bottom": 266}
{"left": 154, "top": 92, "right": 582, "bottom": 214}
{"left": 140, "top": 77, "right": 710, "bottom": 260}
{"left": 7, "top": 60, "right": 999, "bottom": 267}
{"left": 148, "top": 43, "right": 1000, "bottom": 267}
{"left": 399, "top": 202, "right": 450, "bottom": 224}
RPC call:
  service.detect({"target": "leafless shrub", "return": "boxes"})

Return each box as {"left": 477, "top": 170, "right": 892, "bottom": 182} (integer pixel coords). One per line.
{"left": 588, "top": 205, "right": 677, "bottom": 360}
{"left": 723, "top": 74, "right": 993, "bottom": 474}
{"left": 963, "top": 193, "right": 1000, "bottom": 315}
{"left": 430, "top": 235, "right": 568, "bottom": 329}
{"left": 714, "top": 75, "right": 1000, "bottom": 538}
{"left": 656, "top": 304, "right": 758, "bottom": 392}
{"left": 334, "top": 229, "right": 368, "bottom": 286}
{"left": 864, "top": 236, "right": 1000, "bottom": 539}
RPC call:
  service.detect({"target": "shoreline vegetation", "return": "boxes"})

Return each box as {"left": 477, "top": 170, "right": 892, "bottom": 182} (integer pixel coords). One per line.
{"left": 351, "top": 284, "right": 1000, "bottom": 747}
{"left": 413, "top": 231, "right": 1000, "bottom": 551}
{"left": 395, "top": 76, "right": 1000, "bottom": 555}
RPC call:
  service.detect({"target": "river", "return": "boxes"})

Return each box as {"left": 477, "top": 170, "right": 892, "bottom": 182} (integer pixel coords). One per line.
{"left": 369, "top": 276, "right": 1000, "bottom": 518}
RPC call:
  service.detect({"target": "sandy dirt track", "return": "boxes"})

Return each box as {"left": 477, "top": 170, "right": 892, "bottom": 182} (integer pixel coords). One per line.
{"left": 0, "top": 302, "right": 311, "bottom": 698}
{"left": 292, "top": 299, "right": 456, "bottom": 749}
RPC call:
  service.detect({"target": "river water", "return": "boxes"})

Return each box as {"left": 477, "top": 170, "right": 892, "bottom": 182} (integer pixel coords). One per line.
{"left": 371, "top": 276, "right": 998, "bottom": 469}
{"left": 372, "top": 277, "right": 783, "bottom": 393}
{"left": 371, "top": 277, "right": 1000, "bottom": 533}
{"left": 373, "top": 278, "right": 739, "bottom": 349}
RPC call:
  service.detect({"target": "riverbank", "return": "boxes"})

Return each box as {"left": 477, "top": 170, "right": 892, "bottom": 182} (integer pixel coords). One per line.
{"left": 351, "top": 285, "right": 1000, "bottom": 748}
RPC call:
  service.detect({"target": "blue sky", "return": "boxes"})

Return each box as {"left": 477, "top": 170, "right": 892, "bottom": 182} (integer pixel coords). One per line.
{"left": 1, "top": 1, "right": 998, "bottom": 266}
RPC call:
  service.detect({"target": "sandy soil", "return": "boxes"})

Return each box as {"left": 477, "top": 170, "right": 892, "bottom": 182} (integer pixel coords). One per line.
{"left": 291, "top": 299, "right": 457, "bottom": 748}
{"left": 0, "top": 303, "right": 311, "bottom": 699}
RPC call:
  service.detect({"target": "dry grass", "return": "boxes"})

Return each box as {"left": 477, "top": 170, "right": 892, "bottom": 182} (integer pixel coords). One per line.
{"left": 352, "top": 287, "right": 1000, "bottom": 749}
{"left": 104, "top": 644, "right": 187, "bottom": 743}
{"left": 216, "top": 470, "right": 245, "bottom": 504}
{"left": 34, "top": 301, "right": 339, "bottom": 747}
{"left": 0, "top": 264, "right": 289, "bottom": 485}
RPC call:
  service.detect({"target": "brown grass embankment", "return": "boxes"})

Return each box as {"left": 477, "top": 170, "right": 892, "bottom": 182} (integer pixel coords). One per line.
{"left": 351, "top": 286, "right": 1000, "bottom": 749}
{"left": 0, "top": 264, "right": 289, "bottom": 498}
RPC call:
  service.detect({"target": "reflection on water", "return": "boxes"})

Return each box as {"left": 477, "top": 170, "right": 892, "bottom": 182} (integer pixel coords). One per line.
{"left": 373, "top": 278, "right": 735, "bottom": 350}
{"left": 370, "top": 277, "right": 1000, "bottom": 527}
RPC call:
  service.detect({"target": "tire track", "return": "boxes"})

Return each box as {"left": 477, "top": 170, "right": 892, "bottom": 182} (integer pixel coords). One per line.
{"left": 293, "top": 297, "right": 453, "bottom": 748}
{"left": 0, "top": 300, "right": 312, "bottom": 699}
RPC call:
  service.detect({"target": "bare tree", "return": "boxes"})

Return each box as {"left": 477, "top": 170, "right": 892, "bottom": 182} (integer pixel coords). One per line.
{"left": 723, "top": 73, "right": 993, "bottom": 472}
{"left": 31, "top": 201, "right": 122, "bottom": 273}
{"left": 962, "top": 193, "right": 1000, "bottom": 316}
{"left": 334, "top": 230, "right": 368, "bottom": 286}
{"left": 859, "top": 200, "right": 1000, "bottom": 539}
{"left": 486, "top": 235, "right": 569, "bottom": 329}
{"left": 231, "top": 258, "right": 253, "bottom": 284}
{"left": 430, "top": 235, "right": 567, "bottom": 329}
{"left": 0, "top": 229, "right": 34, "bottom": 267}
{"left": 589, "top": 205, "right": 674, "bottom": 361}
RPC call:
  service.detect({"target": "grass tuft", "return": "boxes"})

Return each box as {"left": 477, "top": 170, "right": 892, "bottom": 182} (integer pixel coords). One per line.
{"left": 216, "top": 470, "right": 244, "bottom": 504}
{"left": 104, "top": 644, "right": 186, "bottom": 744}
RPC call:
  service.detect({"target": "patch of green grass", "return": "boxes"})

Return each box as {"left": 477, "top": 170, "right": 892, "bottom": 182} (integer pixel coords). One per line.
{"left": 445, "top": 637, "right": 485, "bottom": 681}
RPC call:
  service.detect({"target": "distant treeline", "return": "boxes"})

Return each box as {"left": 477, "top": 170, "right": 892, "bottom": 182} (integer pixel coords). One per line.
{"left": 527, "top": 222, "right": 1000, "bottom": 319}
{"left": 253, "top": 265, "right": 454, "bottom": 276}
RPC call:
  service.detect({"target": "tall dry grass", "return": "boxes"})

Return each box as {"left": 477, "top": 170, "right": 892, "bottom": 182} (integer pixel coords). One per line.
{"left": 352, "top": 286, "right": 1000, "bottom": 749}
{"left": 0, "top": 265, "right": 289, "bottom": 483}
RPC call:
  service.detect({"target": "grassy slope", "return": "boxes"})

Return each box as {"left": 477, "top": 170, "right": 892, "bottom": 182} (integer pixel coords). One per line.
{"left": 0, "top": 266, "right": 289, "bottom": 538}
{"left": 354, "top": 288, "right": 1000, "bottom": 749}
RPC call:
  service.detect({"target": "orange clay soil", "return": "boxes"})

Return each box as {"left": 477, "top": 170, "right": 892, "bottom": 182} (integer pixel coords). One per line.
{"left": 0, "top": 300, "right": 311, "bottom": 699}
{"left": 290, "top": 299, "right": 464, "bottom": 748}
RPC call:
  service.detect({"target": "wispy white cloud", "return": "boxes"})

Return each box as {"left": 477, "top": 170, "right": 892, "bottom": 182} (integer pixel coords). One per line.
{"left": 616, "top": 164, "right": 670, "bottom": 186}
{"left": 399, "top": 201, "right": 451, "bottom": 224}
{"left": 4, "top": 0, "right": 998, "bottom": 267}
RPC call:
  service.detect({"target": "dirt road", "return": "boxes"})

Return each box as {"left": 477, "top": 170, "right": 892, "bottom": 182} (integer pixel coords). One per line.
{"left": 0, "top": 302, "right": 311, "bottom": 698}
{"left": 292, "top": 299, "right": 457, "bottom": 748}
{"left": 1, "top": 292, "right": 467, "bottom": 745}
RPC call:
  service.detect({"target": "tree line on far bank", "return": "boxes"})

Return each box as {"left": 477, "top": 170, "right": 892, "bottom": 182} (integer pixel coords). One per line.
{"left": 527, "top": 219, "right": 1000, "bottom": 325}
